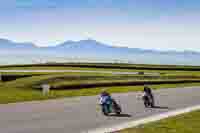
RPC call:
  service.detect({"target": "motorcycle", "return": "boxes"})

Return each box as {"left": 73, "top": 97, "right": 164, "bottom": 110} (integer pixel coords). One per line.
{"left": 100, "top": 98, "right": 121, "bottom": 116}
{"left": 142, "top": 94, "right": 154, "bottom": 108}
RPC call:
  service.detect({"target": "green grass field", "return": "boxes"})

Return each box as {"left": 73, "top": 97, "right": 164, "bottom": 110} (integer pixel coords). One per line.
{"left": 118, "top": 110, "right": 200, "bottom": 133}
{"left": 1, "top": 81, "right": 200, "bottom": 104}
{"left": 1, "top": 63, "right": 200, "bottom": 103}
{"left": 2, "top": 63, "right": 200, "bottom": 70}
{"left": 3, "top": 64, "right": 200, "bottom": 76}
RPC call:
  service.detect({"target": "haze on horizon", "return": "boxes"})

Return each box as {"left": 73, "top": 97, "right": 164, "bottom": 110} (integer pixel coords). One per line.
{"left": 0, "top": 0, "right": 200, "bottom": 51}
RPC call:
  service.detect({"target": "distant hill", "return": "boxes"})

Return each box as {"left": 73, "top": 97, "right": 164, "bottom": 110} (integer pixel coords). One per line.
{"left": 0, "top": 39, "right": 36, "bottom": 49}
{"left": 0, "top": 38, "right": 200, "bottom": 65}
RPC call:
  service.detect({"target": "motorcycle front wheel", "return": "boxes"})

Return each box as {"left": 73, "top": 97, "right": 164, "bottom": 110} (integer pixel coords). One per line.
{"left": 101, "top": 104, "right": 110, "bottom": 116}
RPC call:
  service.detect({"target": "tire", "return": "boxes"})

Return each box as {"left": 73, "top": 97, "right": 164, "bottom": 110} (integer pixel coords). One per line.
{"left": 112, "top": 100, "right": 121, "bottom": 115}
{"left": 114, "top": 106, "right": 121, "bottom": 114}
{"left": 150, "top": 101, "right": 154, "bottom": 108}
{"left": 143, "top": 96, "right": 150, "bottom": 108}
{"left": 149, "top": 96, "right": 154, "bottom": 107}
{"left": 102, "top": 105, "right": 109, "bottom": 116}
{"left": 144, "top": 101, "right": 148, "bottom": 108}
{"left": 103, "top": 111, "right": 109, "bottom": 116}
{"left": 116, "top": 110, "right": 121, "bottom": 115}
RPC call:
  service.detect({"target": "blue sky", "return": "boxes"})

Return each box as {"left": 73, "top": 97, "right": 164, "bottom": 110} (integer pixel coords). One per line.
{"left": 0, "top": 0, "right": 200, "bottom": 51}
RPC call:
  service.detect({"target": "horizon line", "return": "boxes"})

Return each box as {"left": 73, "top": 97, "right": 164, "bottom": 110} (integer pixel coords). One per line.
{"left": 0, "top": 37, "right": 199, "bottom": 53}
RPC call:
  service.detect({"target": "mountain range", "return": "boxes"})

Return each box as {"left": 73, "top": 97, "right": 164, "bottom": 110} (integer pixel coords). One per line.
{"left": 0, "top": 38, "right": 200, "bottom": 65}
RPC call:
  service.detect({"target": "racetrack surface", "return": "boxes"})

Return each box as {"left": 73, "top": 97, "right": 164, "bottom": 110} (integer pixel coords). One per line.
{"left": 0, "top": 87, "right": 200, "bottom": 133}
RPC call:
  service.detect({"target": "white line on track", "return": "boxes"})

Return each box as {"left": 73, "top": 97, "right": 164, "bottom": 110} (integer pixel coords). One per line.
{"left": 86, "top": 104, "right": 200, "bottom": 133}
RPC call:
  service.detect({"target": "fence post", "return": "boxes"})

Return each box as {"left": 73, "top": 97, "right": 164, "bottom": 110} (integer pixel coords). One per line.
{"left": 41, "top": 84, "right": 50, "bottom": 95}
{"left": 0, "top": 73, "right": 2, "bottom": 82}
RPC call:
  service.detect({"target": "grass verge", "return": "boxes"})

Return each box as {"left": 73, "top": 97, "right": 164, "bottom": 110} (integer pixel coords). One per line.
{"left": 0, "top": 82, "right": 200, "bottom": 104}
{"left": 3, "top": 66, "right": 200, "bottom": 76}
{"left": 117, "top": 110, "right": 200, "bottom": 133}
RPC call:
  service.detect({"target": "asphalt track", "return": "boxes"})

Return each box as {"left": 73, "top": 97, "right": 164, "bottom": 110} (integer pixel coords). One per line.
{"left": 0, "top": 87, "right": 200, "bottom": 133}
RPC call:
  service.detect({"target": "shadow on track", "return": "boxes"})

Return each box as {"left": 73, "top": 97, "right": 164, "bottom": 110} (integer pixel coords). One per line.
{"left": 108, "top": 113, "right": 132, "bottom": 117}
{"left": 152, "top": 105, "right": 170, "bottom": 109}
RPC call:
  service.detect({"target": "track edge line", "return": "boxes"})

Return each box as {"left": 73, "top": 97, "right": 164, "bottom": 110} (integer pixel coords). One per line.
{"left": 86, "top": 104, "right": 200, "bottom": 133}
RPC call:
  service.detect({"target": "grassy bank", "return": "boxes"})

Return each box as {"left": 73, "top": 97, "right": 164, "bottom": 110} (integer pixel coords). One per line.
{"left": 0, "top": 63, "right": 200, "bottom": 103}
{"left": 118, "top": 110, "right": 200, "bottom": 133}
{"left": 1, "top": 82, "right": 200, "bottom": 104}
{"left": 2, "top": 73, "right": 200, "bottom": 90}
{"left": 2, "top": 66, "right": 200, "bottom": 76}
{"left": 1, "top": 63, "right": 200, "bottom": 71}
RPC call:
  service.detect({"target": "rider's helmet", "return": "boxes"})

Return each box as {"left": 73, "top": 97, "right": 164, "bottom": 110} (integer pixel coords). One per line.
{"left": 101, "top": 88, "right": 109, "bottom": 97}
{"left": 144, "top": 84, "right": 148, "bottom": 91}
{"left": 144, "top": 84, "right": 152, "bottom": 94}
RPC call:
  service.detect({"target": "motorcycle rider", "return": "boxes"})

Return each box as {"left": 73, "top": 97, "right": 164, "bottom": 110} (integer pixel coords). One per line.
{"left": 99, "top": 89, "right": 112, "bottom": 113}
{"left": 99, "top": 89, "right": 121, "bottom": 115}
{"left": 143, "top": 85, "right": 155, "bottom": 107}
